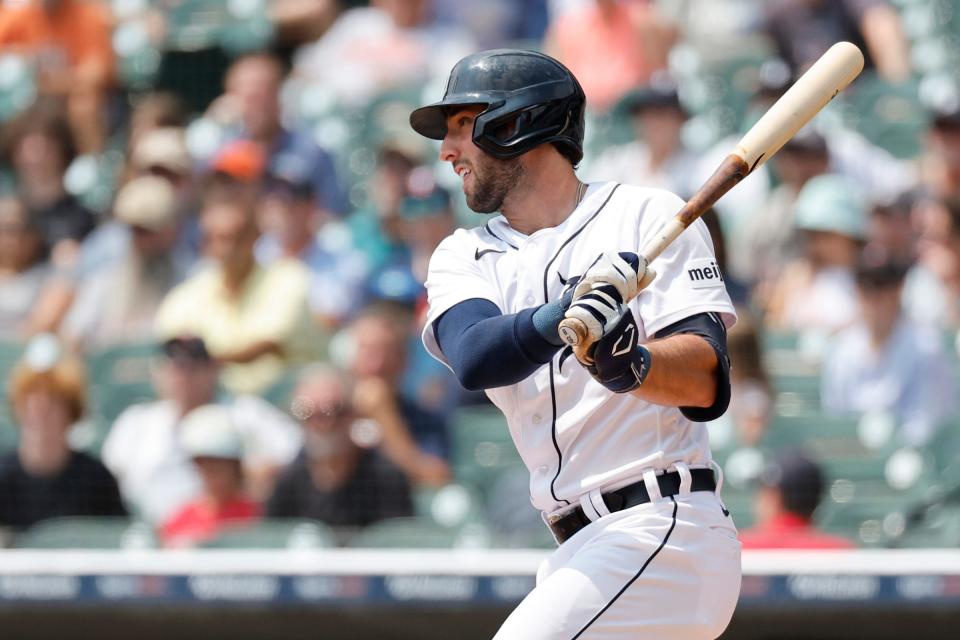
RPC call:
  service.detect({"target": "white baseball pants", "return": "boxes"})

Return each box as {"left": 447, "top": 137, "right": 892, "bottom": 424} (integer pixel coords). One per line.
{"left": 494, "top": 490, "right": 741, "bottom": 639}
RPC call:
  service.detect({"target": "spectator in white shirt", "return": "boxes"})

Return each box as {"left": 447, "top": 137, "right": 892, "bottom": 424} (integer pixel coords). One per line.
{"left": 821, "top": 251, "right": 953, "bottom": 446}
{"left": 101, "top": 336, "right": 302, "bottom": 525}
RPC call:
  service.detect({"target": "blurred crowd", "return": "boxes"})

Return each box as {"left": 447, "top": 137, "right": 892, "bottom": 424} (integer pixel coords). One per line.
{"left": 0, "top": 0, "right": 958, "bottom": 549}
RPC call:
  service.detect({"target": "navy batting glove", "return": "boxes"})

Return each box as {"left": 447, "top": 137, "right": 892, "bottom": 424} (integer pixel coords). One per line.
{"left": 583, "top": 309, "right": 651, "bottom": 393}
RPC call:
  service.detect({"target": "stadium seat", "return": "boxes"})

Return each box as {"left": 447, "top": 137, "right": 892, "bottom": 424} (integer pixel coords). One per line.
{"left": 199, "top": 520, "right": 335, "bottom": 550}
{"left": 844, "top": 72, "right": 927, "bottom": 158}
{"left": 348, "top": 518, "right": 491, "bottom": 549}
{"left": 84, "top": 342, "right": 158, "bottom": 454}
{"left": 817, "top": 496, "right": 910, "bottom": 547}
{"left": 15, "top": 517, "right": 155, "bottom": 550}
{"left": 412, "top": 483, "right": 485, "bottom": 529}
{"left": 261, "top": 367, "right": 302, "bottom": 412}
{"left": 0, "top": 53, "right": 36, "bottom": 122}
{"left": 450, "top": 406, "right": 524, "bottom": 495}
{"left": 761, "top": 413, "right": 862, "bottom": 453}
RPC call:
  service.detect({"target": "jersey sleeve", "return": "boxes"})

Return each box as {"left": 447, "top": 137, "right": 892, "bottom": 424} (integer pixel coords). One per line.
{"left": 633, "top": 190, "right": 737, "bottom": 336}
{"left": 421, "top": 231, "right": 503, "bottom": 367}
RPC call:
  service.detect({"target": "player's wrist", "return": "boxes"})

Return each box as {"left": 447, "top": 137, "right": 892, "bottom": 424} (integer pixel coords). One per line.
{"left": 592, "top": 343, "right": 651, "bottom": 393}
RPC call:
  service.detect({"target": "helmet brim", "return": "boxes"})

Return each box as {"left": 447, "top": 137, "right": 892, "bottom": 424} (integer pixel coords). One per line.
{"left": 410, "top": 97, "right": 491, "bottom": 140}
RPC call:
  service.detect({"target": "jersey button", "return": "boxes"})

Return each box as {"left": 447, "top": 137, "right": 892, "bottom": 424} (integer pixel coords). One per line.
{"left": 532, "top": 414, "right": 542, "bottom": 424}
{"left": 524, "top": 296, "right": 535, "bottom": 305}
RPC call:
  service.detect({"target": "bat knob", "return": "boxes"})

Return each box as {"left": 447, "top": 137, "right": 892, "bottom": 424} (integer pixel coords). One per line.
{"left": 558, "top": 318, "right": 588, "bottom": 347}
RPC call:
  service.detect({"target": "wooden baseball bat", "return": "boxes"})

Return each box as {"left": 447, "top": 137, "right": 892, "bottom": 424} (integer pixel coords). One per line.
{"left": 557, "top": 41, "right": 865, "bottom": 348}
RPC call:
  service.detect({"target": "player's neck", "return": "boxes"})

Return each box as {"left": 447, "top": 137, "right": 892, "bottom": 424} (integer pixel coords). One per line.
{"left": 501, "top": 154, "right": 583, "bottom": 236}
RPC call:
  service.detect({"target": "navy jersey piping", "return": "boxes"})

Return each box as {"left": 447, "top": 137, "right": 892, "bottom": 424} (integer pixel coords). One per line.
{"left": 570, "top": 496, "right": 679, "bottom": 639}
{"left": 541, "top": 183, "right": 621, "bottom": 506}
{"left": 484, "top": 222, "right": 519, "bottom": 250}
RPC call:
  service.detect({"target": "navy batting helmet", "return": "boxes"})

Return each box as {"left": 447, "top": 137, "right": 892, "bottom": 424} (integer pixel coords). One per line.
{"left": 410, "top": 49, "right": 586, "bottom": 164}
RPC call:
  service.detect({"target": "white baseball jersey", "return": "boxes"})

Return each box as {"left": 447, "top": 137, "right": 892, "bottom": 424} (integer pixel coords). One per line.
{"left": 422, "top": 181, "right": 737, "bottom": 515}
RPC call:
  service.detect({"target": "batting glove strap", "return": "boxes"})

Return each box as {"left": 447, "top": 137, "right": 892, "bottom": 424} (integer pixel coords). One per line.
{"left": 572, "top": 252, "right": 646, "bottom": 303}
{"left": 582, "top": 310, "right": 652, "bottom": 394}
{"left": 563, "top": 283, "right": 624, "bottom": 343}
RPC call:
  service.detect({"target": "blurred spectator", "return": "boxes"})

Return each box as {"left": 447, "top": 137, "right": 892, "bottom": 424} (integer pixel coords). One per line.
{"left": 434, "top": 0, "right": 549, "bottom": 49}
{"left": 761, "top": 0, "right": 910, "bottom": 83}
{"left": 0, "top": 336, "right": 125, "bottom": 531}
{"left": 3, "top": 101, "right": 97, "bottom": 261}
{"left": 0, "top": 0, "right": 115, "bottom": 152}
{"left": 160, "top": 404, "right": 261, "bottom": 548}
{"left": 202, "top": 139, "right": 267, "bottom": 207}
{"left": 584, "top": 77, "right": 697, "bottom": 197}
{"left": 266, "top": 366, "right": 414, "bottom": 528}
{"left": 0, "top": 197, "right": 66, "bottom": 338}
{"left": 72, "top": 128, "right": 199, "bottom": 308}
{"left": 545, "top": 0, "right": 677, "bottom": 112}
{"left": 921, "top": 104, "right": 960, "bottom": 202}
{"left": 398, "top": 173, "right": 456, "bottom": 286}
{"left": 729, "top": 127, "right": 830, "bottom": 286}
{"left": 214, "top": 52, "right": 346, "bottom": 215}
{"left": 291, "top": 0, "right": 475, "bottom": 108}
{"left": 349, "top": 143, "right": 421, "bottom": 274}
{"left": 822, "top": 251, "right": 952, "bottom": 447}
{"left": 739, "top": 449, "right": 854, "bottom": 549}
{"left": 868, "top": 192, "right": 917, "bottom": 267}
{"left": 102, "top": 336, "right": 302, "bottom": 525}
{"left": 903, "top": 198, "right": 960, "bottom": 328}
{"left": 127, "top": 92, "right": 189, "bottom": 156}
{"left": 764, "top": 174, "right": 866, "bottom": 335}
{"left": 155, "top": 198, "right": 322, "bottom": 394}
{"left": 726, "top": 312, "right": 774, "bottom": 447}
{"left": 256, "top": 152, "right": 368, "bottom": 329}
{"left": 63, "top": 177, "right": 190, "bottom": 350}
{"left": 268, "top": 0, "right": 339, "bottom": 56}
{"left": 346, "top": 305, "right": 451, "bottom": 486}
{"left": 131, "top": 128, "right": 194, "bottom": 205}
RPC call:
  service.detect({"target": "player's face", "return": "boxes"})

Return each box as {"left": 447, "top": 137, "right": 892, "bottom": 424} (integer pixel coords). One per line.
{"left": 440, "top": 107, "right": 524, "bottom": 214}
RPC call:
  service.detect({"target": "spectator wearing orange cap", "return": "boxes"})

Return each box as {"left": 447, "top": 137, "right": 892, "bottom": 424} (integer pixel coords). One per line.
{"left": 202, "top": 139, "right": 267, "bottom": 208}
{"left": 210, "top": 52, "right": 346, "bottom": 216}
{"left": 155, "top": 197, "right": 322, "bottom": 394}
{"left": 0, "top": 336, "right": 125, "bottom": 532}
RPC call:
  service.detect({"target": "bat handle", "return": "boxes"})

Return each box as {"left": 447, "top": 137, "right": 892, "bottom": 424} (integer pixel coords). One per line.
{"left": 558, "top": 317, "right": 589, "bottom": 347}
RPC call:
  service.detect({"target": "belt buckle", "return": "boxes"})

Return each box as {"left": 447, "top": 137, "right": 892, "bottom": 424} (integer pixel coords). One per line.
{"left": 546, "top": 512, "right": 564, "bottom": 525}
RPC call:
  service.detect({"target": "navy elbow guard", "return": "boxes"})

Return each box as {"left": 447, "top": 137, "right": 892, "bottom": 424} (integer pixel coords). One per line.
{"left": 655, "top": 312, "right": 731, "bottom": 422}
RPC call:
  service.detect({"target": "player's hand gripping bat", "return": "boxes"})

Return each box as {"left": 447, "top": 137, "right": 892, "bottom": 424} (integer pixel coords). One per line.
{"left": 557, "top": 41, "right": 865, "bottom": 348}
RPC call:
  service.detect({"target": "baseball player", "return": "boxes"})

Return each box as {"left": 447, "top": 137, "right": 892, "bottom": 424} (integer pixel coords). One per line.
{"left": 410, "top": 49, "right": 741, "bottom": 639}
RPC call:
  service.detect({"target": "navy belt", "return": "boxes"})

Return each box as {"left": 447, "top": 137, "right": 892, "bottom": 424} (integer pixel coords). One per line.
{"left": 547, "top": 468, "right": 717, "bottom": 545}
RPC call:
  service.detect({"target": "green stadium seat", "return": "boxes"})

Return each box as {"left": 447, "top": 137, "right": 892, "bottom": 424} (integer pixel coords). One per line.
{"left": 15, "top": 517, "right": 155, "bottom": 549}
{"left": 843, "top": 72, "right": 928, "bottom": 158}
{"left": 816, "top": 496, "right": 909, "bottom": 547}
{"left": 199, "top": 520, "right": 334, "bottom": 549}
{"left": 261, "top": 367, "right": 302, "bottom": 412}
{"left": 84, "top": 342, "right": 158, "bottom": 454}
{"left": 348, "top": 518, "right": 491, "bottom": 549}
{"left": 0, "top": 53, "right": 36, "bottom": 122}
{"left": 412, "top": 483, "right": 485, "bottom": 528}
{"left": 449, "top": 406, "right": 523, "bottom": 495}
{"left": 761, "top": 413, "right": 862, "bottom": 453}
